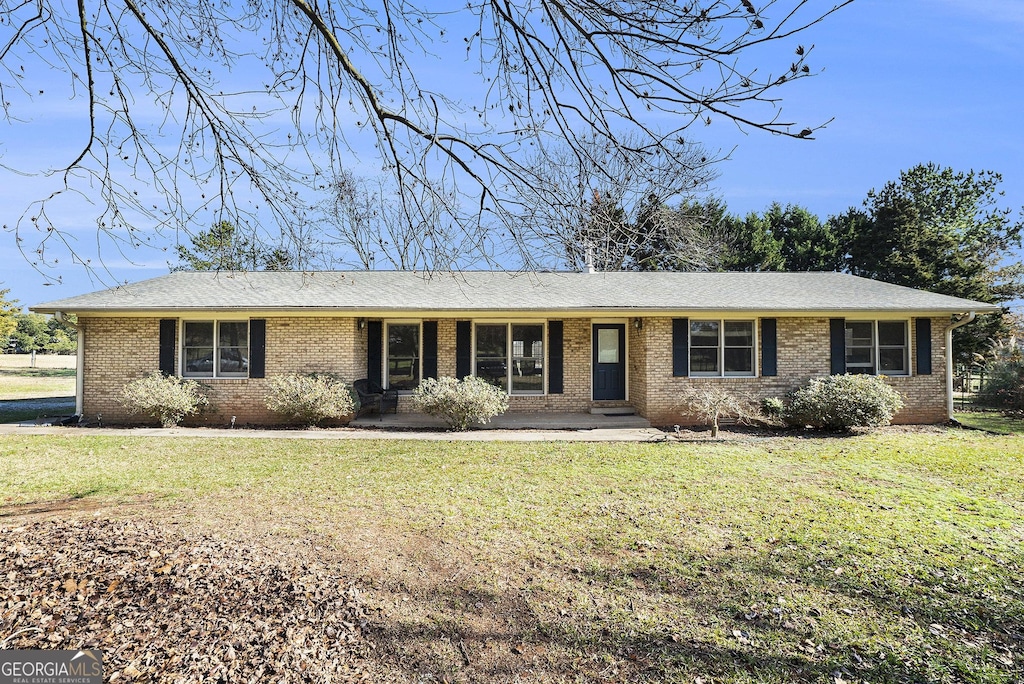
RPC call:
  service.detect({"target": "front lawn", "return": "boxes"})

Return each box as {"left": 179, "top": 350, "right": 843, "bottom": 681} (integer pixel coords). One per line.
{"left": 1, "top": 429, "right": 1021, "bottom": 683}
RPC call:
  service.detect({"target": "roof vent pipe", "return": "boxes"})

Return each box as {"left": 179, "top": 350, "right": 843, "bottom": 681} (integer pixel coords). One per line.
{"left": 584, "top": 244, "right": 596, "bottom": 274}
{"left": 945, "top": 311, "right": 977, "bottom": 421}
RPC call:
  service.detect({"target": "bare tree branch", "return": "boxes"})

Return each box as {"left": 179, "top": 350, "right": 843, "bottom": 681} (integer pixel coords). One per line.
{"left": 0, "top": 0, "right": 854, "bottom": 279}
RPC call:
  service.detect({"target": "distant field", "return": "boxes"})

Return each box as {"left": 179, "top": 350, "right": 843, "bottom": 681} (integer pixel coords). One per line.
{"left": 0, "top": 368, "right": 76, "bottom": 423}
{"left": 0, "top": 353, "right": 76, "bottom": 370}
{"left": 0, "top": 368, "right": 76, "bottom": 399}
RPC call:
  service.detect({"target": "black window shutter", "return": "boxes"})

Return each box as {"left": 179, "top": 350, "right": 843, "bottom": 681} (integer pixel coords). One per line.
{"left": 916, "top": 318, "right": 932, "bottom": 375}
{"left": 159, "top": 319, "right": 177, "bottom": 375}
{"left": 761, "top": 318, "right": 778, "bottom": 377}
{"left": 422, "top": 320, "right": 438, "bottom": 380}
{"left": 672, "top": 318, "right": 689, "bottom": 377}
{"left": 830, "top": 318, "right": 846, "bottom": 375}
{"left": 367, "top": 320, "right": 383, "bottom": 386}
{"left": 548, "top": 320, "right": 564, "bottom": 394}
{"left": 455, "top": 321, "right": 472, "bottom": 379}
{"left": 249, "top": 319, "right": 266, "bottom": 379}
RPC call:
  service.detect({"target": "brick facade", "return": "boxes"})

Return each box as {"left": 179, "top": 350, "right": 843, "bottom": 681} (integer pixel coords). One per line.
{"left": 81, "top": 316, "right": 363, "bottom": 426}
{"left": 79, "top": 313, "right": 951, "bottom": 427}
{"left": 637, "top": 316, "right": 948, "bottom": 426}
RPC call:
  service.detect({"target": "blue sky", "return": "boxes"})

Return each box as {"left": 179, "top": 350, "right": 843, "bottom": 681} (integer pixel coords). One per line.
{"left": 2, "top": 0, "right": 1022, "bottom": 309}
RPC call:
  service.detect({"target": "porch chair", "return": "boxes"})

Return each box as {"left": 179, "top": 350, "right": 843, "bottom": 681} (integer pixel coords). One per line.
{"left": 352, "top": 379, "right": 399, "bottom": 421}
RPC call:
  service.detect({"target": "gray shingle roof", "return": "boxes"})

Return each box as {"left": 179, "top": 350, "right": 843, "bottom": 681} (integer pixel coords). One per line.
{"left": 31, "top": 271, "right": 1001, "bottom": 315}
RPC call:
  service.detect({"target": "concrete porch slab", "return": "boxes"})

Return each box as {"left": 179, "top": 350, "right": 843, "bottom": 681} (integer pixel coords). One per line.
{"left": 349, "top": 411, "right": 651, "bottom": 430}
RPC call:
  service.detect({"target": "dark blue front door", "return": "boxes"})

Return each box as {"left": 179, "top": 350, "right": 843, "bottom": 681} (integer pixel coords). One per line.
{"left": 592, "top": 324, "right": 626, "bottom": 401}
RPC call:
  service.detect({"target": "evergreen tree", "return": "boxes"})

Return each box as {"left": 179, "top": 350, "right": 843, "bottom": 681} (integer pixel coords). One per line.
{"left": 174, "top": 221, "right": 294, "bottom": 272}
{"left": 719, "top": 208, "right": 785, "bottom": 272}
{"left": 832, "top": 163, "right": 1023, "bottom": 361}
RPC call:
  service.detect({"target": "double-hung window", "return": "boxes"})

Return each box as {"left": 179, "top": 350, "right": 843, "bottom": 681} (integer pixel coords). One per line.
{"left": 475, "top": 323, "right": 545, "bottom": 394}
{"left": 386, "top": 323, "right": 420, "bottom": 390}
{"left": 182, "top": 321, "right": 249, "bottom": 378}
{"left": 845, "top": 321, "right": 908, "bottom": 375}
{"left": 689, "top": 320, "right": 755, "bottom": 377}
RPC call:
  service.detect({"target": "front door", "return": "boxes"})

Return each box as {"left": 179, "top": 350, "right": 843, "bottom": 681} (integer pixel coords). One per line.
{"left": 592, "top": 324, "right": 626, "bottom": 401}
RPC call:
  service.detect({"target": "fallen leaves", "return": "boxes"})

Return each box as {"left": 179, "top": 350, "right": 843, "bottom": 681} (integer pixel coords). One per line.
{"left": 1, "top": 519, "right": 372, "bottom": 682}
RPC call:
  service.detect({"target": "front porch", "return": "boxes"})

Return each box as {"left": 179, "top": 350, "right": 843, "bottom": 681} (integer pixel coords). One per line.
{"left": 350, "top": 410, "right": 651, "bottom": 431}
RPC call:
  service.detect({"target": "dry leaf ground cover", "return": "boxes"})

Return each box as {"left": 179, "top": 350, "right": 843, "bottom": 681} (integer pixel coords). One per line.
{"left": 1, "top": 429, "right": 1022, "bottom": 683}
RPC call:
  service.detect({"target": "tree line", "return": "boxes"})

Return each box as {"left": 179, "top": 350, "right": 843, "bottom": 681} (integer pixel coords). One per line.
{"left": 573, "top": 163, "right": 1022, "bottom": 362}
{"left": 175, "top": 162, "right": 1022, "bottom": 363}
{"left": 0, "top": 291, "right": 78, "bottom": 355}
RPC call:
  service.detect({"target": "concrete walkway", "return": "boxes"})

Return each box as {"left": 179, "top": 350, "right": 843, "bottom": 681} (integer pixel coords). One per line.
{"left": 0, "top": 412, "right": 668, "bottom": 442}
{"left": 349, "top": 410, "right": 651, "bottom": 430}
{"left": 0, "top": 425, "right": 668, "bottom": 442}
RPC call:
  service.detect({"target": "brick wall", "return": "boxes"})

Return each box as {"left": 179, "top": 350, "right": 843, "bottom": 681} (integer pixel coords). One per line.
{"left": 80, "top": 313, "right": 951, "bottom": 426}
{"left": 638, "top": 316, "right": 949, "bottom": 426}
{"left": 628, "top": 320, "right": 648, "bottom": 417}
{"left": 81, "top": 316, "right": 363, "bottom": 426}
{"left": 81, "top": 317, "right": 163, "bottom": 423}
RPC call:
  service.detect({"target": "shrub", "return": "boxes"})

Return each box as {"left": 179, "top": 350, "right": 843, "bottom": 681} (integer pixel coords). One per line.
{"left": 412, "top": 376, "right": 509, "bottom": 431}
{"left": 760, "top": 396, "right": 786, "bottom": 424}
{"left": 674, "top": 384, "right": 757, "bottom": 437}
{"left": 786, "top": 373, "right": 904, "bottom": 430}
{"left": 975, "top": 337, "right": 1024, "bottom": 411}
{"left": 264, "top": 373, "right": 357, "bottom": 426}
{"left": 120, "top": 372, "right": 209, "bottom": 427}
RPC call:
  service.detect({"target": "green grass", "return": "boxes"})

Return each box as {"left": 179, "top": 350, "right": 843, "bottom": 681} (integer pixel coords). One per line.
{"left": 1, "top": 431, "right": 1022, "bottom": 683}
{"left": 0, "top": 367, "right": 76, "bottom": 399}
{"left": 956, "top": 411, "right": 1024, "bottom": 435}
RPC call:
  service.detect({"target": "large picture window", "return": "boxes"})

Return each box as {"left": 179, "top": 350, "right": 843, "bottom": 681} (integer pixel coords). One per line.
{"left": 183, "top": 320, "right": 249, "bottom": 378}
{"left": 689, "top": 320, "right": 755, "bottom": 377}
{"left": 475, "top": 323, "right": 545, "bottom": 394}
{"left": 387, "top": 323, "right": 420, "bottom": 390}
{"left": 846, "top": 321, "right": 908, "bottom": 375}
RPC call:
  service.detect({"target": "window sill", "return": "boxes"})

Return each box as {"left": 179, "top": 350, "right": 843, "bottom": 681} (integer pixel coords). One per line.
{"left": 182, "top": 376, "right": 251, "bottom": 382}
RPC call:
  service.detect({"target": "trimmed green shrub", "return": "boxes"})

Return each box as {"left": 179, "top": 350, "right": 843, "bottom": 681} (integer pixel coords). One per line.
{"left": 120, "top": 372, "right": 209, "bottom": 427}
{"left": 412, "top": 376, "right": 509, "bottom": 431}
{"left": 786, "top": 373, "right": 904, "bottom": 430}
{"left": 264, "top": 373, "right": 357, "bottom": 426}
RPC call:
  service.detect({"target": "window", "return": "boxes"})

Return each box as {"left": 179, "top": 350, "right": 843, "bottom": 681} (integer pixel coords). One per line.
{"left": 689, "top": 320, "right": 755, "bottom": 377}
{"left": 387, "top": 323, "right": 420, "bottom": 390}
{"left": 845, "top": 321, "right": 908, "bottom": 375}
{"left": 475, "top": 323, "right": 545, "bottom": 394}
{"left": 183, "top": 321, "right": 248, "bottom": 378}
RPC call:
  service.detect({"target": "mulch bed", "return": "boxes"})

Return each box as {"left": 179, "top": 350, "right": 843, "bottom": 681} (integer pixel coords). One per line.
{"left": 1, "top": 518, "right": 373, "bottom": 682}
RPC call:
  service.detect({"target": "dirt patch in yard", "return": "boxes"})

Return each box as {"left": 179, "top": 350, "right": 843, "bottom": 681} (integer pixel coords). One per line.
{"left": 0, "top": 506, "right": 592, "bottom": 683}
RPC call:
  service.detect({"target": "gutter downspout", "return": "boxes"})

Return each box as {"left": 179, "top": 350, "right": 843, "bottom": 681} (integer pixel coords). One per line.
{"left": 54, "top": 311, "right": 83, "bottom": 417}
{"left": 945, "top": 311, "right": 977, "bottom": 421}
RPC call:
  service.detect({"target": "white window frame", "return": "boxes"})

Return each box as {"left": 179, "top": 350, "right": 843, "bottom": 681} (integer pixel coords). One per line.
{"left": 385, "top": 321, "right": 422, "bottom": 392}
{"left": 688, "top": 319, "right": 757, "bottom": 378}
{"left": 845, "top": 320, "right": 910, "bottom": 377}
{"left": 180, "top": 319, "right": 250, "bottom": 379}
{"left": 473, "top": 321, "right": 546, "bottom": 396}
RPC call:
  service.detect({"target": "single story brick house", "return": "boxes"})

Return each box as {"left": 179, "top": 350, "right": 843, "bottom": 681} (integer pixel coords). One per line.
{"left": 32, "top": 270, "right": 999, "bottom": 426}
